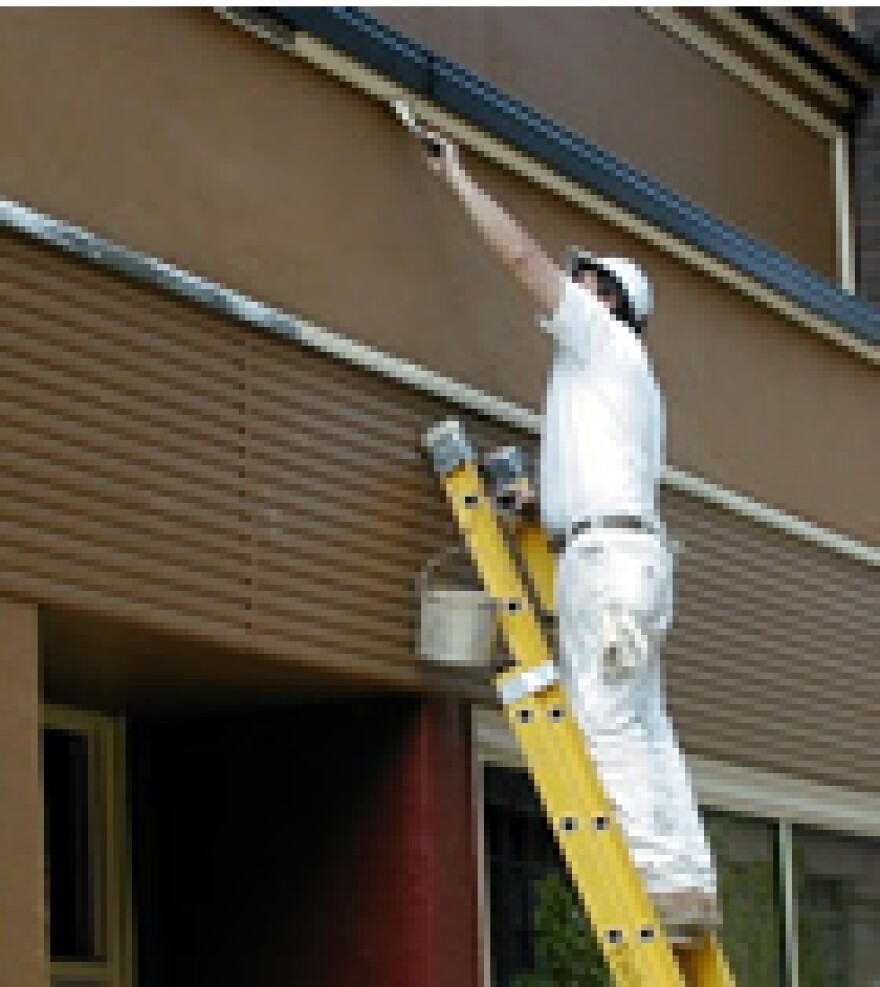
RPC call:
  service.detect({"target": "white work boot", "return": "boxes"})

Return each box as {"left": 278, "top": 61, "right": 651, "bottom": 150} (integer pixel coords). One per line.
{"left": 651, "top": 889, "right": 722, "bottom": 947}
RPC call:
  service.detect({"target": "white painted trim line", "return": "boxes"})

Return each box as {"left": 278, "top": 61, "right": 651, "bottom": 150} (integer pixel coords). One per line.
{"left": 2, "top": 196, "right": 877, "bottom": 569}
{"left": 835, "top": 131, "right": 856, "bottom": 293}
{"left": 779, "top": 822, "right": 801, "bottom": 987}
{"left": 661, "top": 465, "right": 878, "bottom": 566}
{"left": 471, "top": 726, "right": 493, "bottom": 987}
{"left": 219, "top": 9, "right": 880, "bottom": 365}
{"left": 691, "top": 755, "right": 880, "bottom": 841}
{"left": 474, "top": 709, "right": 880, "bottom": 840}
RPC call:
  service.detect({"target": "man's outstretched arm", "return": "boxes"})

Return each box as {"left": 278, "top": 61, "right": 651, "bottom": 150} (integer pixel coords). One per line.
{"left": 419, "top": 128, "right": 564, "bottom": 314}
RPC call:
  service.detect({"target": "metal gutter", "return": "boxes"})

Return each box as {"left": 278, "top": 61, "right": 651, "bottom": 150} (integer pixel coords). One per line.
{"left": 268, "top": 6, "right": 880, "bottom": 351}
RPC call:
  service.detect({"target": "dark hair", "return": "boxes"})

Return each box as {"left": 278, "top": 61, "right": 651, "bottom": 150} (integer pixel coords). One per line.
{"left": 576, "top": 264, "right": 644, "bottom": 335}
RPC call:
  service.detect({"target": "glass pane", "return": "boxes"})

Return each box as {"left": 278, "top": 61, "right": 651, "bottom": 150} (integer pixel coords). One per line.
{"left": 794, "top": 825, "right": 880, "bottom": 987}
{"left": 483, "top": 765, "right": 610, "bottom": 986}
{"left": 704, "top": 810, "right": 785, "bottom": 986}
{"left": 43, "top": 727, "right": 99, "bottom": 961}
{"left": 485, "top": 766, "right": 563, "bottom": 984}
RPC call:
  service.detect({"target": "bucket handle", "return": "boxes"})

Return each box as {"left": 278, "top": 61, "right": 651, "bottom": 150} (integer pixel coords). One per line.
{"left": 417, "top": 545, "right": 474, "bottom": 596}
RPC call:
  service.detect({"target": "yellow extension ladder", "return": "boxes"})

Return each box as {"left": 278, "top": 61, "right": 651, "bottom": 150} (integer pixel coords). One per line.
{"left": 424, "top": 419, "right": 736, "bottom": 987}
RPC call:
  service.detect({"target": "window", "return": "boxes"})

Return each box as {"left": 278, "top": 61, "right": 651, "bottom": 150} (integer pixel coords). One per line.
{"left": 481, "top": 761, "right": 880, "bottom": 987}
{"left": 484, "top": 765, "right": 567, "bottom": 985}
{"left": 703, "top": 810, "right": 785, "bottom": 986}
{"left": 44, "top": 726, "right": 100, "bottom": 962}
{"left": 41, "top": 707, "right": 131, "bottom": 987}
{"left": 794, "top": 825, "right": 880, "bottom": 987}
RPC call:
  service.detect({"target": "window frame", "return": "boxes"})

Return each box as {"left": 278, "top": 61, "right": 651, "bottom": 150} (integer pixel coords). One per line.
{"left": 642, "top": 7, "right": 856, "bottom": 293}
{"left": 41, "top": 705, "right": 133, "bottom": 987}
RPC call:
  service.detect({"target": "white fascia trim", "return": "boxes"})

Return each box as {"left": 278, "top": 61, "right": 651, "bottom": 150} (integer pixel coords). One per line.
{"left": 2, "top": 197, "right": 877, "bottom": 570}
{"left": 690, "top": 755, "right": 880, "bottom": 840}
{"left": 835, "top": 131, "right": 856, "bottom": 294}
{"left": 473, "top": 708, "right": 880, "bottom": 839}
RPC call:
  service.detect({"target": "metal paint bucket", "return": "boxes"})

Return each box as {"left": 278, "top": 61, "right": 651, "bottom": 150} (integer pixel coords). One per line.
{"left": 418, "top": 548, "right": 497, "bottom": 667}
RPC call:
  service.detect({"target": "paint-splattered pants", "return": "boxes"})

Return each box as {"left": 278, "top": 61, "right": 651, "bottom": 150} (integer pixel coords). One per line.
{"left": 556, "top": 528, "right": 717, "bottom": 896}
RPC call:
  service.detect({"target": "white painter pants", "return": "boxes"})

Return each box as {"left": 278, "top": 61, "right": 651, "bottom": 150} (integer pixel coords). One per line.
{"left": 556, "top": 528, "right": 717, "bottom": 896}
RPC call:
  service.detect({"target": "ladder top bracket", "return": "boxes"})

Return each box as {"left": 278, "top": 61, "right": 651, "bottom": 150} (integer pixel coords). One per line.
{"left": 424, "top": 418, "right": 476, "bottom": 476}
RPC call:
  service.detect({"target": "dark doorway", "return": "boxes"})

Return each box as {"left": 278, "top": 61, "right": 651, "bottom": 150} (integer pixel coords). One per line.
{"left": 129, "top": 697, "right": 423, "bottom": 987}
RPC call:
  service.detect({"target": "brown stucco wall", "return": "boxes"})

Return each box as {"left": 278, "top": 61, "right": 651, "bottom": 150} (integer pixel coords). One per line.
{"left": 370, "top": 6, "right": 840, "bottom": 279}
{"left": 0, "top": 8, "right": 873, "bottom": 543}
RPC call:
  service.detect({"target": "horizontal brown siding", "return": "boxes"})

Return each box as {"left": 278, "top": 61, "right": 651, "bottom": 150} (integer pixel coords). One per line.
{"left": 661, "top": 486, "right": 880, "bottom": 790}
{"left": 370, "top": 6, "right": 839, "bottom": 278}
{"left": 0, "top": 227, "right": 515, "bottom": 694}
{"left": 1, "top": 228, "right": 878, "bottom": 792}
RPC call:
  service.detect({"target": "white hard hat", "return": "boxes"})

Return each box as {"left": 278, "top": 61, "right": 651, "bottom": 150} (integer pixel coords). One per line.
{"left": 565, "top": 249, "right": 653, "bottom": 323}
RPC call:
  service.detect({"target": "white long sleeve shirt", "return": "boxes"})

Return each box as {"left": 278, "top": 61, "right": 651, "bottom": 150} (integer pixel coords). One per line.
{"left": 538, "top": 276, "right": 665, "bottom": 536}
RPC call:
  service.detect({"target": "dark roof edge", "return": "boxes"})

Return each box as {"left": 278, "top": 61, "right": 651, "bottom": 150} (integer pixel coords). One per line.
{"left": 270, "top": 7, "right": 880, "bottom": 350}
{"left": 792, "top": 7, "right": 880, "bottom": 73}
{"left": 738, "top": 7, "right": 872, "bottom": 102}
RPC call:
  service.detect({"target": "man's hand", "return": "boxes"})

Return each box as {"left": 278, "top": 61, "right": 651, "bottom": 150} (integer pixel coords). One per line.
{"left": 392, "top": 99, "right": 561, "bottom": 313}
{"left": 420, "top": 129, "right": 460, "bottom": 180}
{"left": 392, "top": 100, "right": 459, "bottom": 179}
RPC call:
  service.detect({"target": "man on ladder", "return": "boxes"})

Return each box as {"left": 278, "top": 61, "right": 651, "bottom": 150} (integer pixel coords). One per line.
{"left": 406, "top": 114, "right": 721, "bottom": 943}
